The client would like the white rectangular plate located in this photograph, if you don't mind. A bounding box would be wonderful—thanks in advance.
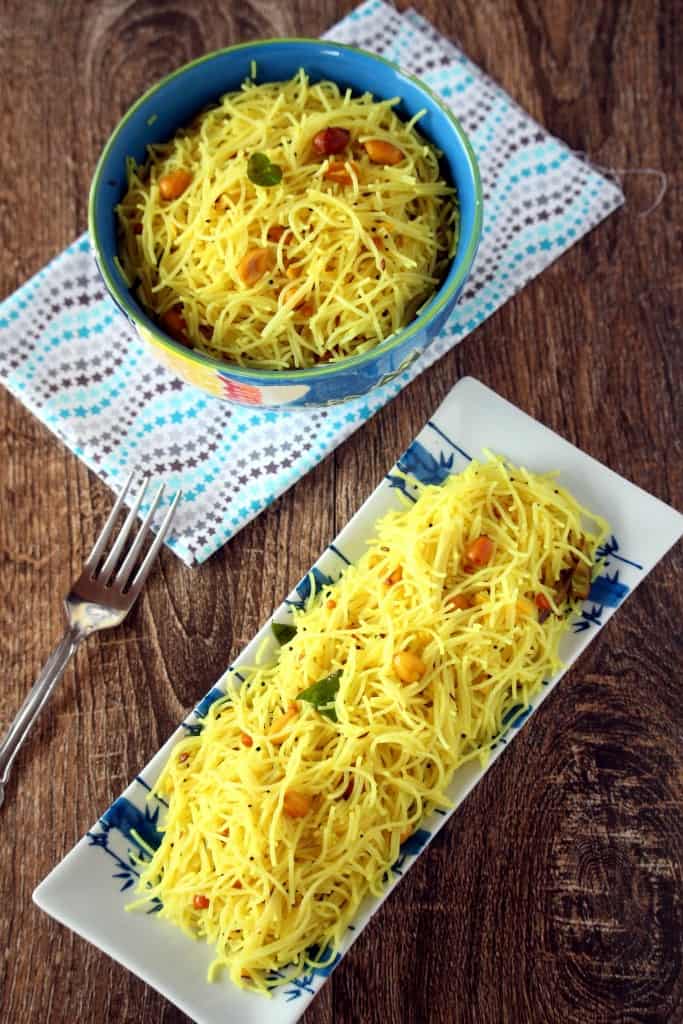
[34,377,683,1024]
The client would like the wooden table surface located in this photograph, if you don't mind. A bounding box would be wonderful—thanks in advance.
[1,1,681,1021]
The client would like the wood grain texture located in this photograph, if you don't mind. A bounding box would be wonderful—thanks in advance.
[0,1,681,1022]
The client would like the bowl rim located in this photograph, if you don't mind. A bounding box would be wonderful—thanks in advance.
[89,37,483,383]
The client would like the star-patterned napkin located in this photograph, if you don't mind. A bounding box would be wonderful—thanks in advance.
[0,0,623,566]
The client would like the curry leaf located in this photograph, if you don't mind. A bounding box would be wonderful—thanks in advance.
[297,669,342,722]
[247,152,283,187]
[272,621,297,646]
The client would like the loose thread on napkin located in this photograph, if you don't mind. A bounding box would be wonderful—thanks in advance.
[570,153,668,217]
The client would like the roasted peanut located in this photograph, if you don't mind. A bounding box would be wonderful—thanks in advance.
[283,789,312,818]
[159,169,192,200]
[238,247,274,286]
[313,127,351,156]
[393,651,426,683]
[363,139,404,165]
[324,160,359,186]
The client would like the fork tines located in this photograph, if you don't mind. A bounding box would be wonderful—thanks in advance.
[86,472,182,593]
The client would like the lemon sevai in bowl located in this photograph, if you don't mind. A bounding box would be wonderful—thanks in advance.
[89,39,482,408]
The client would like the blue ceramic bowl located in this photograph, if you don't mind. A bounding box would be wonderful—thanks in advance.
[89,39,483,408]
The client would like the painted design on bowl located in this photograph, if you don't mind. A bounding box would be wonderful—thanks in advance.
[138,326,225,397]
[376,348,422,388]
[217,376,310,406]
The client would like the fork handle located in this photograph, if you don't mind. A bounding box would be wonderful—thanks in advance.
[0,624,83,808]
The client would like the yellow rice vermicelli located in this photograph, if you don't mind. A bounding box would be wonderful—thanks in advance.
[116,69,458,369]
[132,456,608,992]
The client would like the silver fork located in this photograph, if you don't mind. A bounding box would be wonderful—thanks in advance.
[0,473,182,808]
